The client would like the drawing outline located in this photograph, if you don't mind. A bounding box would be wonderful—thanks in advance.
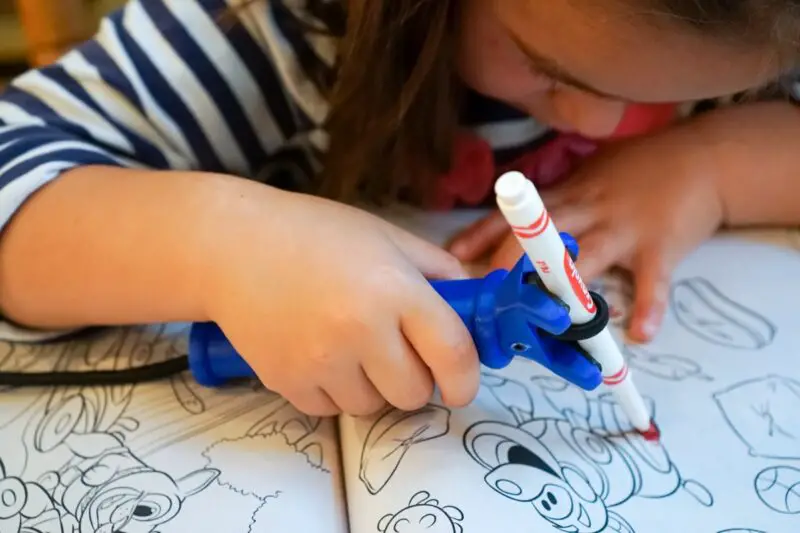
[480,372,534,425]
[359,404,451,495]
[669,278,776,350]
[464,372,713,533]
[623,345,713,382]
[377,490,464,533]
[0,325,333,532]
[713,375,800,460]
[754,466,800,515]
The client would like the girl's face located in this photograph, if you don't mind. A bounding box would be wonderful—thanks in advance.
[457,0,782,138]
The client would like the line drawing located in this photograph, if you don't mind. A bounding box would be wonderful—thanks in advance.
[713,375,800,460]
[359,404,451,495]
[669,278,776,350]
[377,490,465,533]
[202,427,331,532]
[0,457,63,533]
[717,529,768,533]
[0,389,220,533]
[754,466,800,515]
[239,398,327,471]
[623,345,713,382]
[464,372,713,533]
[0,325,334,532]
[480,372,535,425]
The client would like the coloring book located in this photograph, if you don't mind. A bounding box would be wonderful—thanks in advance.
[0,208,798,533]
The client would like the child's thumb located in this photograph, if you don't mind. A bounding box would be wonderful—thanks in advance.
[384,225,469,280]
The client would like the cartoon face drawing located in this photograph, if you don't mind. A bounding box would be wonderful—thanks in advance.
[68,468,219,533]
[465,374,713,533]
[39,433,220,533]
[377,491,464,533]
[464,422,608,533]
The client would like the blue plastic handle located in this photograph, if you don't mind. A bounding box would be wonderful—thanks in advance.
[188,275,501,388]
[188,236,604,392]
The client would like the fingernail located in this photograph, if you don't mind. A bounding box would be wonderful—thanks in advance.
[640,316,660,340]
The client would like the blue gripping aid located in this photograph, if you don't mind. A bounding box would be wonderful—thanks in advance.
[188,232,604,391]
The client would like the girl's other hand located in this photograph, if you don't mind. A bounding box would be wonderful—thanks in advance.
[449,125,724,343]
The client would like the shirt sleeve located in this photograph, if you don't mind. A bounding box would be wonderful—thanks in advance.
[0,0,339,342]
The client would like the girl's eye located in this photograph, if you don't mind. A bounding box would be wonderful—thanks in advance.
[524,63,558,90]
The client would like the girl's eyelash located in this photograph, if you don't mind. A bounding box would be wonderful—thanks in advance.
[526,63,558,89]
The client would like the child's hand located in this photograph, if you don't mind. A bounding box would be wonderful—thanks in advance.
[205,189,480,417]
[450,126,725,342]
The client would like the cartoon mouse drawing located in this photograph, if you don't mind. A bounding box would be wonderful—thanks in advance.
[40,431,219,533]
[0,388,219,533]
[464,374,712,533]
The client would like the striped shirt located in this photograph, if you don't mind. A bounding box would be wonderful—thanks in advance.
[0,0,797,342]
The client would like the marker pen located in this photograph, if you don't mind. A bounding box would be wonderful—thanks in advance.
[494,171,654,435]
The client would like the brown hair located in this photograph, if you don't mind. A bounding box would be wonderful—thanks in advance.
[239,0,800,205]
[318,1,462,205]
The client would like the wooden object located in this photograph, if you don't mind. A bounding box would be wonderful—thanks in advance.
[14,0,93,65]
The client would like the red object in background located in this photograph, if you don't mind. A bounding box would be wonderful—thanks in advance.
[428,102,679,210]
[607,102,678,140]
[428,132,495,210]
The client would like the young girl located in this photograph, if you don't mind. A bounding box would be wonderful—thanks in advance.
[0,0,798,417]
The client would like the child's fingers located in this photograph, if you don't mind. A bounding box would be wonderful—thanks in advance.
[383,224,469,280]
[573,229,631,283]
[547,205,598,239]
[447,210,508,261]
[400,288,480,408]
[361,331,435,412]
[321,365,387,416]
[627,251,670,343]
[539,176,600,208]
[488,234,524,271]
[283,386,342,417]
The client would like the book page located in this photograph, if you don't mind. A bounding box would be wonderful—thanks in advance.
[0,323,348,533]
[338,236,800,533]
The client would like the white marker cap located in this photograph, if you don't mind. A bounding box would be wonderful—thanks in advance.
[495,171,531,208]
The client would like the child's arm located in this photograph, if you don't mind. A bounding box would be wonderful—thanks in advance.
[695,100,800,226]
[0,0,325,338]
[0,166,261,329]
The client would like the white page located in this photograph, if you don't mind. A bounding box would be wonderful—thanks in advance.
[0,323,348,533]
[339,236,800,533]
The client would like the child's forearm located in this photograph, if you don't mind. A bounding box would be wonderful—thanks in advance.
[694,100,800,227]
[0,166,271,330]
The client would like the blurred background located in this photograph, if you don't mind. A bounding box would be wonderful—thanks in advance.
[0,0,123,78]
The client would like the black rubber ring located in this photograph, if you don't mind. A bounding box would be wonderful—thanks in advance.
[549,291,610,342]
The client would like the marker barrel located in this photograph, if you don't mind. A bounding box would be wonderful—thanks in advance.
[495,171,651,431]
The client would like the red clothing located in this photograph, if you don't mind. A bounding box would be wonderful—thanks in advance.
[428,102,677,210]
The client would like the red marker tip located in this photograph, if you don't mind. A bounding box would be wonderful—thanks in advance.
[639,420,660,442]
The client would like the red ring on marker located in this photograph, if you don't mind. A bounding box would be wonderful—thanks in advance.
[511,210,550,239]
[603,364,629,386]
